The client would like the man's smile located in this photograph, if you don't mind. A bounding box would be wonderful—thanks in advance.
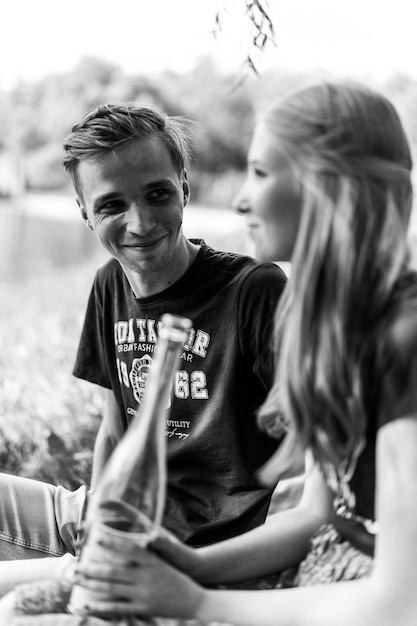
[122,236,166,249]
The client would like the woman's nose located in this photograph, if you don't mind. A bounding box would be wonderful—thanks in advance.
[235,201,251,215]
[233,192,251,215]
[232,182,251,215]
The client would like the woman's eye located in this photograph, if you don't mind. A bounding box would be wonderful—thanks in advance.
[254,168,267,178]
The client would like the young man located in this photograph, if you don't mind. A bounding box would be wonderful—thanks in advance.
[0,103,286,593]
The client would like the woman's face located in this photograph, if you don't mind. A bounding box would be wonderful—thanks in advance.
[234,121,303,263]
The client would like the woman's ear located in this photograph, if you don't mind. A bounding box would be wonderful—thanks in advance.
[77,199,94,231]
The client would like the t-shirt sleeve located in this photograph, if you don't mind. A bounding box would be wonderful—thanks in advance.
[237,262,287,390]
[378,308,417,429]
[72,275,112,389]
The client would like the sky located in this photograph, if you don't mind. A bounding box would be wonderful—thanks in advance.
[1,0,416,90]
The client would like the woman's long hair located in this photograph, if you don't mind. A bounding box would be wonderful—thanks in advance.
[258,82,413,485]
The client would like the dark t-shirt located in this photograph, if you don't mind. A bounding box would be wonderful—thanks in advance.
[73,242,287,546]
[350,271,417,520]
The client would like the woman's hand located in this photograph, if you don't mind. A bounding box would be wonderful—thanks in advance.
[74,528,205,619]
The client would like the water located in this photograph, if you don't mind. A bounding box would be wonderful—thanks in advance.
[0,193,252,284]
[0,195,102,283]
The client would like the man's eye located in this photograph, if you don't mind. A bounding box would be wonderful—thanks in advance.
[99,201,124,213]
[148,189,172,201]
[254,168,267,178]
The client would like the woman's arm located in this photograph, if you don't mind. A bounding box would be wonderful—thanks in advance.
[194,416,417,626]
[151,456,331,584]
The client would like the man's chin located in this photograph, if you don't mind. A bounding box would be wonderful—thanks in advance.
[119,255,171,276]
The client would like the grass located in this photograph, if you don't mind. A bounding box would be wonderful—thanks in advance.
[0,255,105,488]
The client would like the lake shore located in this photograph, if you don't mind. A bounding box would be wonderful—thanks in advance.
[0,193,253,284]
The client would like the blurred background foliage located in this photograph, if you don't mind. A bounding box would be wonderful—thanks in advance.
[1,57,417,490]
[0,256,104,489]
[1,56,417,202]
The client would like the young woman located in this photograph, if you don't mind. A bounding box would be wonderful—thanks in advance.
[6,81,417,625]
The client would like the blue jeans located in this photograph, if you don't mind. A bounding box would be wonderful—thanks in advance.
[0,473,87,560]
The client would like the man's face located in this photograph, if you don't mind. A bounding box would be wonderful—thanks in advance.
[76,136,189,276]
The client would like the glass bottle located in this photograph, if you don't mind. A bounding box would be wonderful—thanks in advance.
[85,313,192,533]
[68,313,192,617]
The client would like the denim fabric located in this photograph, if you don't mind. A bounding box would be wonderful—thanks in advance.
[0,473,87,560]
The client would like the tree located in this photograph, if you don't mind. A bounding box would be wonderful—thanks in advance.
[213,0,276,76]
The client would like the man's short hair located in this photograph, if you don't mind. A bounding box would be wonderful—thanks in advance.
[63,103,192,196]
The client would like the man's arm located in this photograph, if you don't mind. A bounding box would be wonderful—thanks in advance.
[91,389,122,488]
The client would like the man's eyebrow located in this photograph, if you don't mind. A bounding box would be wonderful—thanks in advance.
[92,192,121,210]
[145,179,178,189]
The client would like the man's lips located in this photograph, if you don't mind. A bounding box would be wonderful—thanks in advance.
[122,236,165,249]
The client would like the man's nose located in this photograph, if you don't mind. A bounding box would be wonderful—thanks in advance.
[125,202,156,234]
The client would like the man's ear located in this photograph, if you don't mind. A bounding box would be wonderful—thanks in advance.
[182,170,190,208]
[77,199,94,231]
